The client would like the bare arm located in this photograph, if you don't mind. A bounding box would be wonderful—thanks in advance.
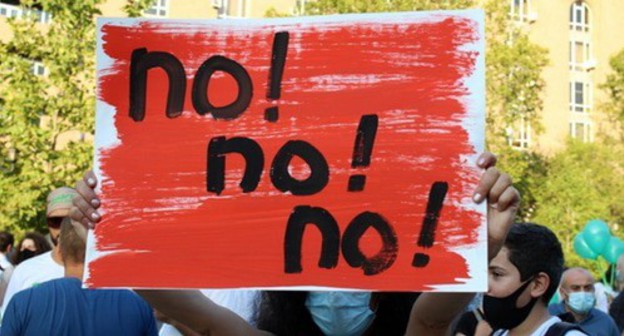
[406,293,474,335]
[137,289,271,336]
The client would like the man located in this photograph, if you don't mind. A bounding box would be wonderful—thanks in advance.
[0,232,14,274]
[1,217,158,336]
[72,152,520,335]
[549,267,619,336]
[481,223,585,336]
[0,187,76,321]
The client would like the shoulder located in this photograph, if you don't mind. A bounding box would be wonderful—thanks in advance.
[10,252,52,276]
[590,307,616,321]
[547,302,565,314]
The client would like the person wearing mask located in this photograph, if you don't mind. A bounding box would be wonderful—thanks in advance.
[462,223,585,336]
[10,233,51,266]
[549,267,619,336]
[0,233,51,308]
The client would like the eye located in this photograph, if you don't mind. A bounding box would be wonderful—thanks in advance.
[491,271,503,278]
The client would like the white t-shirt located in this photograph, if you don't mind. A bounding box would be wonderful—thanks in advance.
[0,251,64,322]
[493,316,586,336]
[0,254,11,279]
[158,289,260,336]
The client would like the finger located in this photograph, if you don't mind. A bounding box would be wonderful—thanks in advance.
[72,193,101,223]
[477,152,497,169]
[75,173,100,210]
[487,173,513,207]
[85,170,98,188]
[68,204,87,224]
[473,167,500,203]
[495,186,521,213]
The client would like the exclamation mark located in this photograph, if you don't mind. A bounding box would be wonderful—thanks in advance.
[265,31,289,122]
[348,114,378,192]
[412,181,448,268]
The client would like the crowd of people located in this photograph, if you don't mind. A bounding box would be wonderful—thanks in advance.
[0,152,622,335]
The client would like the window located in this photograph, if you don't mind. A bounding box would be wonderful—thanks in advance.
[510,0,536,22]
[32,62,47,76]
[569,39,592,70]
[0,3,52,23]
[570,2,590,32]
[0,3,22,19]
[508,118,532,149]
[144,0,168,17]
[569,121,592,142]
[569,81,592,113]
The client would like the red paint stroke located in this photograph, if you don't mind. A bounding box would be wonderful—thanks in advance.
[90,15,482,291]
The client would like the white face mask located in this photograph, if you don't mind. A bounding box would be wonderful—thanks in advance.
[565,291,596,314]
[305,291,375,336]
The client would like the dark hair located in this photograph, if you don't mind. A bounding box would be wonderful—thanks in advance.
[504,222,564,304]
[59,217,86,264]
[12,232,52,265]
[254,291,419,336]
[0,232,14,252]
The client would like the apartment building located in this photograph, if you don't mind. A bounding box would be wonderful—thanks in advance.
[507,0,624,153]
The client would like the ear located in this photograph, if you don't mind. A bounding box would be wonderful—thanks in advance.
[530,272,550,298]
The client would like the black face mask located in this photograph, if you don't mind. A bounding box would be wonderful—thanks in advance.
[17,250,37,264]
[483,278,538,331]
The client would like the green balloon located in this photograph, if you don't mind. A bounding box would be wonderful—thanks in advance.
[603,236,624,264]
[582,219,611,255]
[574,233,599,260]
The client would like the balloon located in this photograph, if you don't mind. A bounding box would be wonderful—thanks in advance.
[574,233,599,260]
[582,219,611,255]
[602,236,624,264]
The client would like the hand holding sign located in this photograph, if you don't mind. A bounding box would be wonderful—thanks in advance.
[87,11,487,291]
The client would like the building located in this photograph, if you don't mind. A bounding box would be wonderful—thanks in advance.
[507,0,624,153]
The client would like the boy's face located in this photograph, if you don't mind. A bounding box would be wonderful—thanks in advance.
[487,247,533,307]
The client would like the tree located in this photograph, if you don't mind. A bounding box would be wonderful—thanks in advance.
[0,0,152,235]
[531,140,624,274]
[483,0,548,148]
[601,49,624,138]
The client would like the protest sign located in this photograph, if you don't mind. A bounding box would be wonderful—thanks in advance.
[87,10,486,291]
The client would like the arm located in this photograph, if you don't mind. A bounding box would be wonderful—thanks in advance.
[137,289,270,336]
[405,152,520,335]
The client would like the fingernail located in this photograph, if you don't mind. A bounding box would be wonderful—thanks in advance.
[87,178,95,186]
[477,157,485,166]
[91,199,100,207]
[489,203,498,209]
[91,212,100,220]
[88,222,95,230]
[473,193,482,203]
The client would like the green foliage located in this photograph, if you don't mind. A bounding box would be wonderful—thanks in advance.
[305,0,472,14]
[601,49,624,136]
[264,7,292,18]
[124,0,155,18]
[495,147,547,221]
[0,0,151,236]
[483,0,548,148]
[531,140,624,275]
